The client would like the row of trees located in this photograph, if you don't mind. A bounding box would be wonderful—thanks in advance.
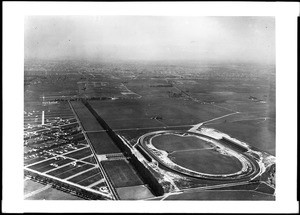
[83,100,164,197]
[24,170,106,200]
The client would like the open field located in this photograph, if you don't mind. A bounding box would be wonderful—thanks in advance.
[169,149,242,175]
[67,168,102,184]
[152,133,213,153]
[82,156,97,164]
[63,147,93,159]
[116,185,154,200]
[46,162,94,179]
[70,101,105,131]
[78,172,104,186]
[27,157,73,172]
[25,186,84,200]
[210,119,275,155]
[86,132,121,155]
[89,98,232,129]
[24,180,46,195]
[101,160,144,188]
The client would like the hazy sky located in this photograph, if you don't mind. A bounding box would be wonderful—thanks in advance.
[25,16,275,64]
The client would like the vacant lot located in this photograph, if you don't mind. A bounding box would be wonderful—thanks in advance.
[101,160,144,188]
[152,134,213,153]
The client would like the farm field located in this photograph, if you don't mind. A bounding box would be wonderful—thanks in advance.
[89,98,231,129]
[101,160,144,188]
[209,119,275,155]
[27,158,74,173]
[86,132,121,155]
[63,147,93,159]
[70,101,105,131]
[47,163,94,179]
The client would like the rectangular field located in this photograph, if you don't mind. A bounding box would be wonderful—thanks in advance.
[101,160,144,188]
[67,168,101,184]
[89,98,232,129]
[70,101,105,131]
[27,157,73,173]
[78,173,104,186]
[116,185,154,200]
[46,162,94,179]
[63,147,93,159]
[86,132,121,155]
[55,164,94,180]
[81,156,97,164]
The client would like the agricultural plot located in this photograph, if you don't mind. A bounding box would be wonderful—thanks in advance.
[77,172,104,186]
[46,162,94,179]
[82,156,97,164]
[89,98,231,129]
[70,101,105,131]
[67,168,102,184]
[63,147,93,160]
[210,119,275,155]
[86,132,121,155]
[101,160,144,188]
[27,157,74,173]
[24,156,52,166]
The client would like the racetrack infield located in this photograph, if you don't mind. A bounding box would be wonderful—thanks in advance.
[164,190,275,200]
[168,149,243,175]
[151,133,214,153]
[144,131,250,177]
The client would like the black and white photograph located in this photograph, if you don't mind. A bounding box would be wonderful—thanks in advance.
[2,2,298,213]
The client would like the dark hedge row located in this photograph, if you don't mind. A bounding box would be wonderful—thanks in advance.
[24,170,107,200]
[83,100,164,196]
